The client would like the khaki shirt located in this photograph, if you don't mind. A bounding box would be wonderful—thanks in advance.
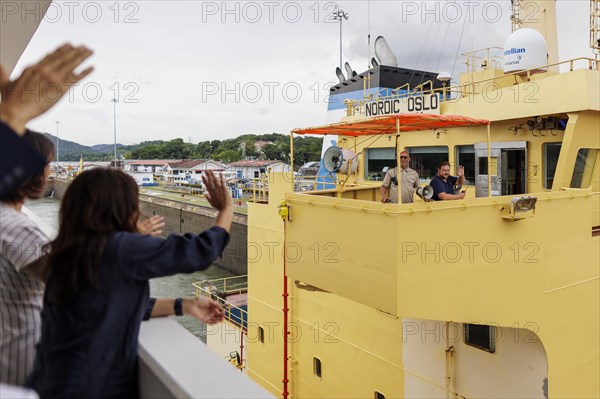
[381,167,420,203]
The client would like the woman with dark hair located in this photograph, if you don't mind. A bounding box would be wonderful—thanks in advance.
[0,131,55,385]
[27,168,232,398]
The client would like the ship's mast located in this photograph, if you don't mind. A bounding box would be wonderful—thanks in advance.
[513,1,559,69]
[511,0,523,32]
[591,0,600,59]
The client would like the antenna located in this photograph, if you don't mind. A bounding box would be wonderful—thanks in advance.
[332,9,349,71]
[437,72,451,100]
[344,62,355,80]
[374,36,398,67]
[514,1,558,68]
[591,0,600,59]
[335,67,346,83]
[511,0,523,32]
[367,1,371,70]
[367,0,372,96]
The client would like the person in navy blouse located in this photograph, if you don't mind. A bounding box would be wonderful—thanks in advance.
[429,161,466,201]
[27,169,231,398]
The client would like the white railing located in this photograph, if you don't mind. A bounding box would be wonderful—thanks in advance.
[138,317,273,398]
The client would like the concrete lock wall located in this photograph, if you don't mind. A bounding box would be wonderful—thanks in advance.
[139,195,248,275]
[49,179,248,275]
[51,178,70,199]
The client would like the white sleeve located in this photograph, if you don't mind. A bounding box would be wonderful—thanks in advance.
[0,383,40,398]
[2,222,49,272]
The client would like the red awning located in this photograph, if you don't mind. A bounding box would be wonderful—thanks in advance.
[292,114,490,136]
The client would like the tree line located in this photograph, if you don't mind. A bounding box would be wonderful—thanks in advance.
[128,133,323,166]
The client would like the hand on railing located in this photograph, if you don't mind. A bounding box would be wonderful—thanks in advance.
[184,296,224,324]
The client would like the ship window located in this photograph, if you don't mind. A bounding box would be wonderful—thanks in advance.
[313,357,322,378]
[374,392,385,399]
[407,146,449,180]
[570,148,598,188]
[365,148,396,181]
[543,143,561,189]
[464,324,496,353]
[479,157,488,174]
[456,145,475,184]
[258,326,265,344]
[478,156,499,176]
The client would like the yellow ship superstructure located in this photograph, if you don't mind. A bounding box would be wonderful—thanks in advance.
[244,2,600,398]
[247,119,598,398]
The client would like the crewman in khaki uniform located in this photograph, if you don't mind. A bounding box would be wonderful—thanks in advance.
[380,150,420,204]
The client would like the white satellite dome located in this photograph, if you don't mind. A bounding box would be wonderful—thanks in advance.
[503,28,548,74]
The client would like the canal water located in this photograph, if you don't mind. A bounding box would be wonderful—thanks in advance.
[24,197,238,341]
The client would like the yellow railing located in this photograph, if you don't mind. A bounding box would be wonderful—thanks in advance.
[295,177,318,192]
[248,175,269,203]
[193,276,248,330]
[463,46,504,73]
[193,275,247,295]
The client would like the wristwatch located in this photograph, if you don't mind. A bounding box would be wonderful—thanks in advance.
[174,298,183,316]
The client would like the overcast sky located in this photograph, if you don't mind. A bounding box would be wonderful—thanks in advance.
[14,0,594,146]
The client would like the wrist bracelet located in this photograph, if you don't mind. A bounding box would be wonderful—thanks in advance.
[174,297,183,316]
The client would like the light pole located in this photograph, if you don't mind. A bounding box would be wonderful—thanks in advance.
[111,98,118,167]
[55,121,60,163]
[332,9,349,71]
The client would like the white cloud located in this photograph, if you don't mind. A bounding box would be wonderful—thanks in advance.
[14,0,593,146]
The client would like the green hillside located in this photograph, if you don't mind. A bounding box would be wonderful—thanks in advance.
[44,134,322,166]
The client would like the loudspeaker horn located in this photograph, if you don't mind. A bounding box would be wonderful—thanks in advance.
[322,146,359,174]
[416,185,433,200]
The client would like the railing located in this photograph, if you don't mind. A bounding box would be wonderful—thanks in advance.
[138,318,273,398]
[412,80,434,92]
[160,182,204,196]
[463,46,504,73]
[344,57,600,117]
[194,275,247,295]
[248,176,269,203]
[193,276,248,331]
[295,177,318,192]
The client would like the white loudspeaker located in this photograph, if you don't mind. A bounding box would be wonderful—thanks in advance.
[323,146,359,174]
[416,185,433,200]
